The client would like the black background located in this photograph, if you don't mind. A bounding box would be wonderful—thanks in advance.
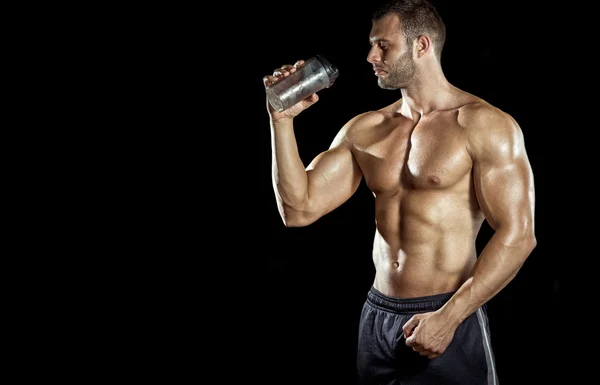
[26,0,585,382]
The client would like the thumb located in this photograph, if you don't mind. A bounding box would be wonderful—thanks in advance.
[403,316,420,340]
[303,93,319,106]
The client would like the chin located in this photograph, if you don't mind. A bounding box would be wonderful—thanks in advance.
[378,80,396,90]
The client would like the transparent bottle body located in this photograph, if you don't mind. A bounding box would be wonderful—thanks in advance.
[266,57,333,112]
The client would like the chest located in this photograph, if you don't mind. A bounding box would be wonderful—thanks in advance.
[354,118,472,193]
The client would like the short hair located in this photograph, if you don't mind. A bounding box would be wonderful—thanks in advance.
[372,0,446,60]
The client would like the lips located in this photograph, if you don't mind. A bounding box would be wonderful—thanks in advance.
[374,68,386,75]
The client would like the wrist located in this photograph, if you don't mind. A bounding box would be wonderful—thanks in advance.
[438,297,469,328]
[270,116,294,127]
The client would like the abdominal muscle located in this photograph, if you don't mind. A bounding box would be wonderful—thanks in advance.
[371,191,482,299]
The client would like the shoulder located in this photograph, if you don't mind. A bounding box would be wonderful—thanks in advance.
[457,100,524,161]
[457,100,519,134]
[348,101,399,128]
[330,102,399,147]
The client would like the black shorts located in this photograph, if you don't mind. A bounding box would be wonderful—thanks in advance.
[357,287,498,385]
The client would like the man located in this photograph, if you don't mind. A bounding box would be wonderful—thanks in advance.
[262,0,536,383]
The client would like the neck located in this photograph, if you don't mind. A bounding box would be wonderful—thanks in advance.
[399,66,453,117]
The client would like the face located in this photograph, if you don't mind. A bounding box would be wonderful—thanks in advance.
[367,14,417,90]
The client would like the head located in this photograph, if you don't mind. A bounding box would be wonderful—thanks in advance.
[368,0,446,89]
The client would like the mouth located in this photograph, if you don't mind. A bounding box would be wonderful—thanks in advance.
[374,68,386,76]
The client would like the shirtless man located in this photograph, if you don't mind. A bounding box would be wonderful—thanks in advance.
[263,0,536,383]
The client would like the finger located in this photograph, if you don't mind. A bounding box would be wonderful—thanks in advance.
[402,316,420,338]
[281,64,296,73]
[267,60,303,86]
[297,93,319,104]
[274,62,298,76]
[273,68,288,77]
[412,346,425,354]
[263,75,280,87]
[405,332,418,347]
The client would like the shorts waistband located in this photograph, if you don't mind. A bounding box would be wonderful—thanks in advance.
[366,286,455,314]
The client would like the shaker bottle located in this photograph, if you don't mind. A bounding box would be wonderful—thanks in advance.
[266,55,339,112]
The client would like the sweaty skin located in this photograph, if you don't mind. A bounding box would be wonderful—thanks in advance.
[264,13,536,359]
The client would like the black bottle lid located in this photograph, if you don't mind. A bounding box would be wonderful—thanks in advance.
[315,55,339,85]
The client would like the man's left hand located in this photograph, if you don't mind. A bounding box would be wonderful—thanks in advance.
[402,310,458,359]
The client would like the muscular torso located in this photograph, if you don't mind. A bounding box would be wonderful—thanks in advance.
[349,100,486,298]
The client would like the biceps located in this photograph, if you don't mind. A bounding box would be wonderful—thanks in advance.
[474,158,535,234]
[305,147,362,213]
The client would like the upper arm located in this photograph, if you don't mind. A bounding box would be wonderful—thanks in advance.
[464,107,536,242]
[300,117,364,221]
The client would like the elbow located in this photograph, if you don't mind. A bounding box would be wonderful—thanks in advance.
[278,203,318,228]
[281,214,315,228]
[520,220,537,255]
[282,216,310,227]
[505,216,537,252]
[512,228,537,262]
[517,234,537,269]
[496,223,537,261]
[526,233,537,255]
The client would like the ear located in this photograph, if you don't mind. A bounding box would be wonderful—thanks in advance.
[415,35,431,58]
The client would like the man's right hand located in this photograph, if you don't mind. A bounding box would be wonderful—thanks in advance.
[263,59,320,121]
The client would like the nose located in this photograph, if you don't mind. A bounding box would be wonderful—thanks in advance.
[367,47,381,65]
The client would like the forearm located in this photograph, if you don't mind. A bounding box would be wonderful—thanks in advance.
[440,229,537,326]
[270,118,309,208]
